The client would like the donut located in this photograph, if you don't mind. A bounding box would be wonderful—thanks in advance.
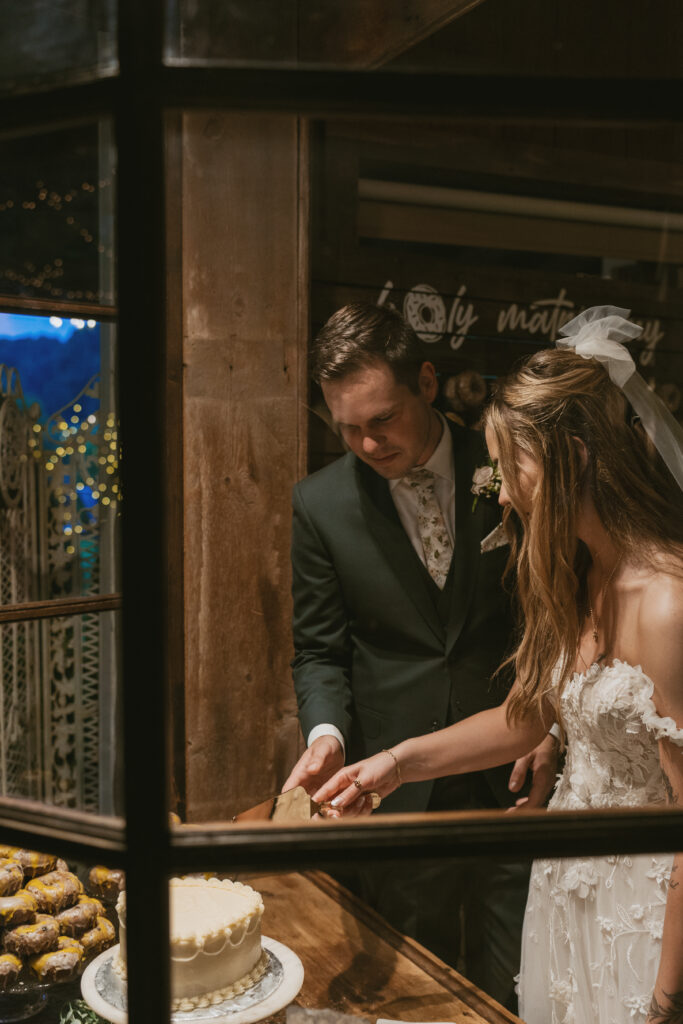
[0,859,24,897]
[0,890,37,929]
[0,953,22,990]
[80,915,115,957]
[3,914,59,957]
[27,870,82,914]
[56,895,103,937]
[87,866,125,905]
[29,935,84,983]
[7,849,57,880]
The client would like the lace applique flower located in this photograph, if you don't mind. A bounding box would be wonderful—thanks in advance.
[559,861,600,900]
[597,916,617,940]
[646,858,672,887]
[624,993,651,1016]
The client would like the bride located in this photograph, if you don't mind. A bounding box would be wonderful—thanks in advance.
[314,307,683,1024]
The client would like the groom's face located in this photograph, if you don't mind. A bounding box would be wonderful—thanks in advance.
[322,358,441,480]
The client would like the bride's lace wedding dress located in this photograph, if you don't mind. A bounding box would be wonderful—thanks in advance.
[518,660,683,1024]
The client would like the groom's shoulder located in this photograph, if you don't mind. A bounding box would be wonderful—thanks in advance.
[447,416,487,462]
[294,452,357,508]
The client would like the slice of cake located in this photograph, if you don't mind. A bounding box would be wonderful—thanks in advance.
[116,877,267,1010]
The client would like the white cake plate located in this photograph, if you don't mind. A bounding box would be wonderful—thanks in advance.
[81,937,304,1024]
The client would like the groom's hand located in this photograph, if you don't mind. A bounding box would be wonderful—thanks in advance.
[281,735,345,796]
[507,733,560,811]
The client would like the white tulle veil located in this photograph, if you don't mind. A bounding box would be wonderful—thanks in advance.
[557,305,683,491]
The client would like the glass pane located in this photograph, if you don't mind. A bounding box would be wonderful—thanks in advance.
[0,313,120,603]
[0,610,120,814]
[172,110,683,830]
[310,117,683,457]
[97,846,677,1023]
[0,122,115,307]
[165,0,682,75]
[0,0,117,97]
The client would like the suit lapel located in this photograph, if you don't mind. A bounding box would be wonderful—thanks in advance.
[355,459,446,644]
[446,423,483,656]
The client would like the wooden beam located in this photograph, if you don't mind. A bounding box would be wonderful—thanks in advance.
[358,198,683,263]
[181,113,307,823]
[298,0,486,69]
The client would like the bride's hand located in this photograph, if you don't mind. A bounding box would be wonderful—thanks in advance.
[313,750,401,815]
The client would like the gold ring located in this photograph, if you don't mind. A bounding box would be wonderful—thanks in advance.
[353,778,363,790]
[368,792,381,810]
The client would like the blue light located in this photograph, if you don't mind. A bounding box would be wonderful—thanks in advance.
[0,312,80,343]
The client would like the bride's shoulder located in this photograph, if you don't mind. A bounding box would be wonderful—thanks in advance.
[634,562,683,643]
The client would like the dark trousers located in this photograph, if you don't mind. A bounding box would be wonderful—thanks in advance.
[332,776,530,1013]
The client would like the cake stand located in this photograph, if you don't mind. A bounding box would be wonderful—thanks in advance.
[80,937,304,1024]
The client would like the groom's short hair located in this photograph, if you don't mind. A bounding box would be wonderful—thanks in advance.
[312,303,425,393]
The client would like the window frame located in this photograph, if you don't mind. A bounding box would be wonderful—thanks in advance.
[0,6,681,1022]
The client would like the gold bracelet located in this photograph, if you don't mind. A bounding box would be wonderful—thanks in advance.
[382,748,402,787]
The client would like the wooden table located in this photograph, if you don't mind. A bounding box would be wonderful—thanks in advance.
[250,872,523,1024]
[25,871,523,1023]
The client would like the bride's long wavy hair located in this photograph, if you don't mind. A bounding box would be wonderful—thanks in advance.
[485,348,683,730]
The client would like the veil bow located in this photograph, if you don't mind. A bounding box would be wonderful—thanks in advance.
[557,305,683,491]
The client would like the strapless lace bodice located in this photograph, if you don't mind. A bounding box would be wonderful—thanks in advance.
[519,660,683,1024]
[551,659,680,812]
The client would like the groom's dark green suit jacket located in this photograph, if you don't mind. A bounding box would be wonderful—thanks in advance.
[291,419,519,814]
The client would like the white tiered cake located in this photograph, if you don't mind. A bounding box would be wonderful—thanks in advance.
[116,877,267,1010]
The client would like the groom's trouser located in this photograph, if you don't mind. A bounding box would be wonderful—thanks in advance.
[331,774,530,1013]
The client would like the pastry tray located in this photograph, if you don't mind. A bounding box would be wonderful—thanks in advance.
[0,972,82,1023]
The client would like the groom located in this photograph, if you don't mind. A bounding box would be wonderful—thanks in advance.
[284,303,557,1008]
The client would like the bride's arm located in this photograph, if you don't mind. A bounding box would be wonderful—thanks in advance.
[640,581,683,1024]
[313,690,548,809]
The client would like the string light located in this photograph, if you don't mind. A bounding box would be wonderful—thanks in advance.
[0,176,114,300]
[31,382,123,544]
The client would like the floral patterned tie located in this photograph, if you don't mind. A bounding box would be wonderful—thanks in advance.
[405,468,453,589]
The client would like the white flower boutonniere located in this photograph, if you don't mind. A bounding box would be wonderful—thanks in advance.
[471,458,502,511]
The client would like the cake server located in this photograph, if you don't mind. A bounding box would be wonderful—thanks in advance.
[230,785,380,823]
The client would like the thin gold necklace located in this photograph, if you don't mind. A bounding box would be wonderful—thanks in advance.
[587,554,622,644]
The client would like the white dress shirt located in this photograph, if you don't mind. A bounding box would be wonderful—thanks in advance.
[307,412,456,755]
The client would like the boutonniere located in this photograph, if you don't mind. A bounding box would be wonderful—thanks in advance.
[471,458,502,511]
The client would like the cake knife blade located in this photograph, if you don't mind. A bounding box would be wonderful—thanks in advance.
[231,785,381,822]
[230,785,334,823]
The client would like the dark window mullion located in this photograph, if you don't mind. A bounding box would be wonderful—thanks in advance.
[117,3,169,1024]
[0,295,118,321]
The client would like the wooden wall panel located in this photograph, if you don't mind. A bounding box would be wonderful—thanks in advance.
[182,113,307,822]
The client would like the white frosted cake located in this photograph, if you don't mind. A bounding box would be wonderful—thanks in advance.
[116,877,266,1010]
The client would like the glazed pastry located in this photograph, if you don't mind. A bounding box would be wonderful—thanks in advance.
[86,866,125,905]
[80,915,115,956]
[56,895,104,937]
[0,890,38,929]
[0,859,24,897]
[4,914,59,957]
[29,935,84,983]
[7,849,57,880]
[27,870,82,914]
[0,953,22,990]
